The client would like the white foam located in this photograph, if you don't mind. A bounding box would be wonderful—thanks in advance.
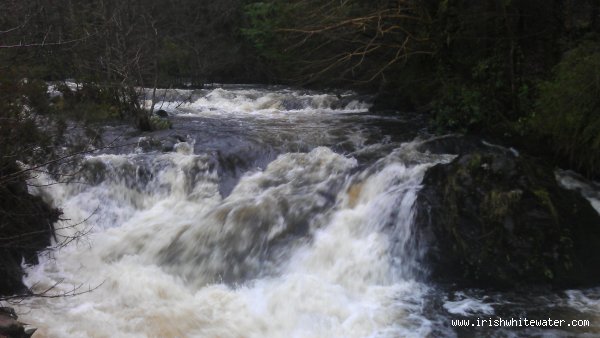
[143,87,370,118]
[556,170,600,214]
[18,142,450,337]
[443,293,495,316]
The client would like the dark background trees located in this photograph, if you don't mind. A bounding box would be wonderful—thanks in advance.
[1,0,264,85]
[1,0,599,173]
[0,0,598,177]
[0,0,599,175]
[1,0,271,131]
[242,0,600,178]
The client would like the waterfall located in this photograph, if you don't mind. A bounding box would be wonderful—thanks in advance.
[13,86,599,337]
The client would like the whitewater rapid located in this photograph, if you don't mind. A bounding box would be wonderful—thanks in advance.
[15,86,600,337]
[22,148,449,337]
[13,87,441,337]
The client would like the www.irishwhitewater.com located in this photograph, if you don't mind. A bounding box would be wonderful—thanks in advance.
[452,317,590,328]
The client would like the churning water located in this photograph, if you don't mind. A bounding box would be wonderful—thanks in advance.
[16,86,600,337]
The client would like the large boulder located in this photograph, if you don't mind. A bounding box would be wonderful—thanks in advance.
[0,163,61,295]
[414,138,600,289]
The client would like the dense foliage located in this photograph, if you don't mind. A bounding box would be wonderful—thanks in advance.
[0,0,599,175]
[534,38,600,177]
[241,0,600,177]
[0,0,262,86]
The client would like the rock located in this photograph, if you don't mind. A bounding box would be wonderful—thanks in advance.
[416,134,486,155]
[136,136,162,152]
[413,138,600,289]
[80,159,107,185]
[281,98,303,110]
[0,309,16,320]
[155,109,169,118]
[160,135,187,152]
[0,307,36,338]
[171,134,186,143]
[149,115,172,130]
[161,140,175,152]
[370,91,413,112]
[1,162,60,295]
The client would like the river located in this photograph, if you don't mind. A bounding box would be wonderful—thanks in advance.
[16,85,600,337]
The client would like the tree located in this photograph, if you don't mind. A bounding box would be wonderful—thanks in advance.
[244,0,434,87]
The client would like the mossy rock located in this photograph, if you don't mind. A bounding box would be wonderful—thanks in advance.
[414,143,600,289]
[149,115,172,131]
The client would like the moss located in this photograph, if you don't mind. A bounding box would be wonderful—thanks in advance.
[416,146,600,288]
[533,188,559,223]
[149,115,172,130]
[480,189,522,222]
[442,173,463,249]
[467,153,482,170]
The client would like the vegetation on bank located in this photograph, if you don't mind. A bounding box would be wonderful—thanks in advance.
[0,0,260,295]
[533,38,600,177]
[0,0,265,131]
[0,71,62,295]
[1,0,598,178]
[241,0,600,178]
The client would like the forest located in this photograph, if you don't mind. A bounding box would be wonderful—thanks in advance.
[1,1,600,336]
[2,0,599,176]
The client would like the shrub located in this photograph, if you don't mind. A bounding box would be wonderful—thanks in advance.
[433,56,516,133]
[533,38,600,177]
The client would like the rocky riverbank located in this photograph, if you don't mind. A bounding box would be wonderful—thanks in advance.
[0,307,36,338]
[414,135,600,289]
[0,163,60,296]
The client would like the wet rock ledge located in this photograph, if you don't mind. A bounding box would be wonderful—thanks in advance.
[414,136,600,289]
[0,307,35,338]
[1,162,61,295]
